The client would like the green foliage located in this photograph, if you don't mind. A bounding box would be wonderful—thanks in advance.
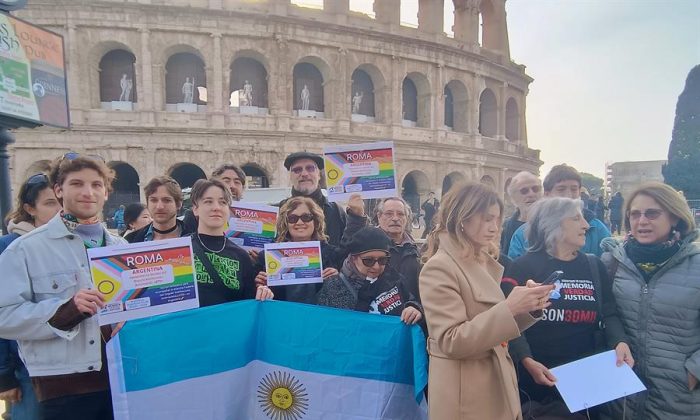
[581,172,604,196]
[663,65,700,200]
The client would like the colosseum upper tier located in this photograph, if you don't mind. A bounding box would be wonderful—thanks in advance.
[10,0,540,211]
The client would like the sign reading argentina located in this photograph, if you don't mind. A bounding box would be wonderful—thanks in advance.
[107,300,428,420]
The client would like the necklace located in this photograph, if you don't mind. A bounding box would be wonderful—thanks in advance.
[153,223,179,235]
[197,232,226,253]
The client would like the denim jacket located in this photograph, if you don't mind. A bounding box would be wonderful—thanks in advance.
[0,213,125,377]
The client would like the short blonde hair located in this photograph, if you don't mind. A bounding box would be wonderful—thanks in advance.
[423,182,503,262]
[624,182,696,236]
[277,197,329,242]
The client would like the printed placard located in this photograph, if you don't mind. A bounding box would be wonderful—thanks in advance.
[0,13,70,128]
[225,202,278,251]
[87,237,199,325]
[323,141,397,202]
[264,241,323,286]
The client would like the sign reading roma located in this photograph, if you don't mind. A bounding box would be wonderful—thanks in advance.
[0,12,69,128]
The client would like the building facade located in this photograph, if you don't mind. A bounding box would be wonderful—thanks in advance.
[9,0,540,215]
[605,160,666,200]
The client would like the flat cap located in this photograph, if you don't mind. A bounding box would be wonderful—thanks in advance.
[284,151,324,170]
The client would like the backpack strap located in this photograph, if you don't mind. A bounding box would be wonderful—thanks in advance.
[338,272,358,301]
[191,236,226,286]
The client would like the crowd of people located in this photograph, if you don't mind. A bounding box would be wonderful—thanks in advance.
[0,151,698,420]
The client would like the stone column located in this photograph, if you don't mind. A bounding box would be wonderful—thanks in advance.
[375,0,401,26]
[65,24,82,109]
[138,28,154,111]
[498,82,507,140]
[324,0,349,24]
[272,35,290,131]
[390,55,402,125]
[268,0,289,15]
[152,63,164,111]
[335,47,349,122]
[469,75,482,135]
[453,0,479,44]
[433,63,444,129]
[418,0,444,35]
[210,33,223,112]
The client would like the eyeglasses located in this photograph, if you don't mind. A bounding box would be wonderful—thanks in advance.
[628,209,664,221]
[290,165,317,175]
[518,185,541,195]
[60,151,105,163]
[360,256,390,268]
[286,213,314,224]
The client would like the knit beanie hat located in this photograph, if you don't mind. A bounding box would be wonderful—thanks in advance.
[347,226,392,255]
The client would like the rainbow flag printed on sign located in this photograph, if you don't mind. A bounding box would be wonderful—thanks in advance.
[324,140,397,202]
[225,202,278,250]
[87,237,199,325]
[264,241,323,286]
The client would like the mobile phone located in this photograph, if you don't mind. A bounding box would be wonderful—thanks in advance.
[542,270,564,285]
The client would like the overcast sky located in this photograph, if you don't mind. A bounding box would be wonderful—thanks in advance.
[296,0,700,178]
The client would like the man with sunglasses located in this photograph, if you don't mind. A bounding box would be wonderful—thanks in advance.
[508,164,611,259]
[280,152,347,247]
[0,154,125,419]
[126,176,186,243]
[317,227,422,325]
[501,171,543,254]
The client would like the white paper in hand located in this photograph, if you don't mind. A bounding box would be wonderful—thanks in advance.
[550,350,646,413]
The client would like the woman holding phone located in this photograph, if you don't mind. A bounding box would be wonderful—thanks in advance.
[419,182,554,420]
[501,197,632,418]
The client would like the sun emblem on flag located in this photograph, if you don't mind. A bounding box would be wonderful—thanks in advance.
[257,371,309,420]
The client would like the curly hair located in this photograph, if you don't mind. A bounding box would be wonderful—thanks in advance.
[277,196,328,242]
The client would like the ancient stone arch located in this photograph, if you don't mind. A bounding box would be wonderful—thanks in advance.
[479,88,498,137]
[505,97,519,141]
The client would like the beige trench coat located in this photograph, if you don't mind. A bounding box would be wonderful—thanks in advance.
[419,233,536,420]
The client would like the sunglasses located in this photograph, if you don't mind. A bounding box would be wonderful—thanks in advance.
[360,256,390,268]
[290,165,317,175]
[628,209,664,221]
[22,173,50,201]
[287,213,314,224]
[518,185,541,195]
[60,151,105,163]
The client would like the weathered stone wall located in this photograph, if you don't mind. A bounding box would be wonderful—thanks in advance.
[9,0,540,204]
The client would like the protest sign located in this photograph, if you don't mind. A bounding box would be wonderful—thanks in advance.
[551,350,646,413]
[323,141,397,202]
[264,241,323,286]
[87,237,199,325]
[226,202,278,250]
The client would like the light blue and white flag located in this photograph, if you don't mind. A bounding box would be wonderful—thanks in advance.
[107,300,428,420]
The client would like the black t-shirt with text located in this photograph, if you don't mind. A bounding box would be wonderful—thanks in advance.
[191,234,256,307]
[501,250,611,368]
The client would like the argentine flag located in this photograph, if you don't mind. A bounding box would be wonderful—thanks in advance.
[107,300,428,419]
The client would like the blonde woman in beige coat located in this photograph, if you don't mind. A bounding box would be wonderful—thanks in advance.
[419,183,554,420]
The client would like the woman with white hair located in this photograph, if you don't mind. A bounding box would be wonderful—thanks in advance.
[501,197,633,418]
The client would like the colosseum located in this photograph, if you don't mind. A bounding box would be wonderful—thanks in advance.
[9,0,541,215]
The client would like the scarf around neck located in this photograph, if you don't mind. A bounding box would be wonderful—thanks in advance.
[624,231,682,281]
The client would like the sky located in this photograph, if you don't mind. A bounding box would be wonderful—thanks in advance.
[295,1,700,179]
